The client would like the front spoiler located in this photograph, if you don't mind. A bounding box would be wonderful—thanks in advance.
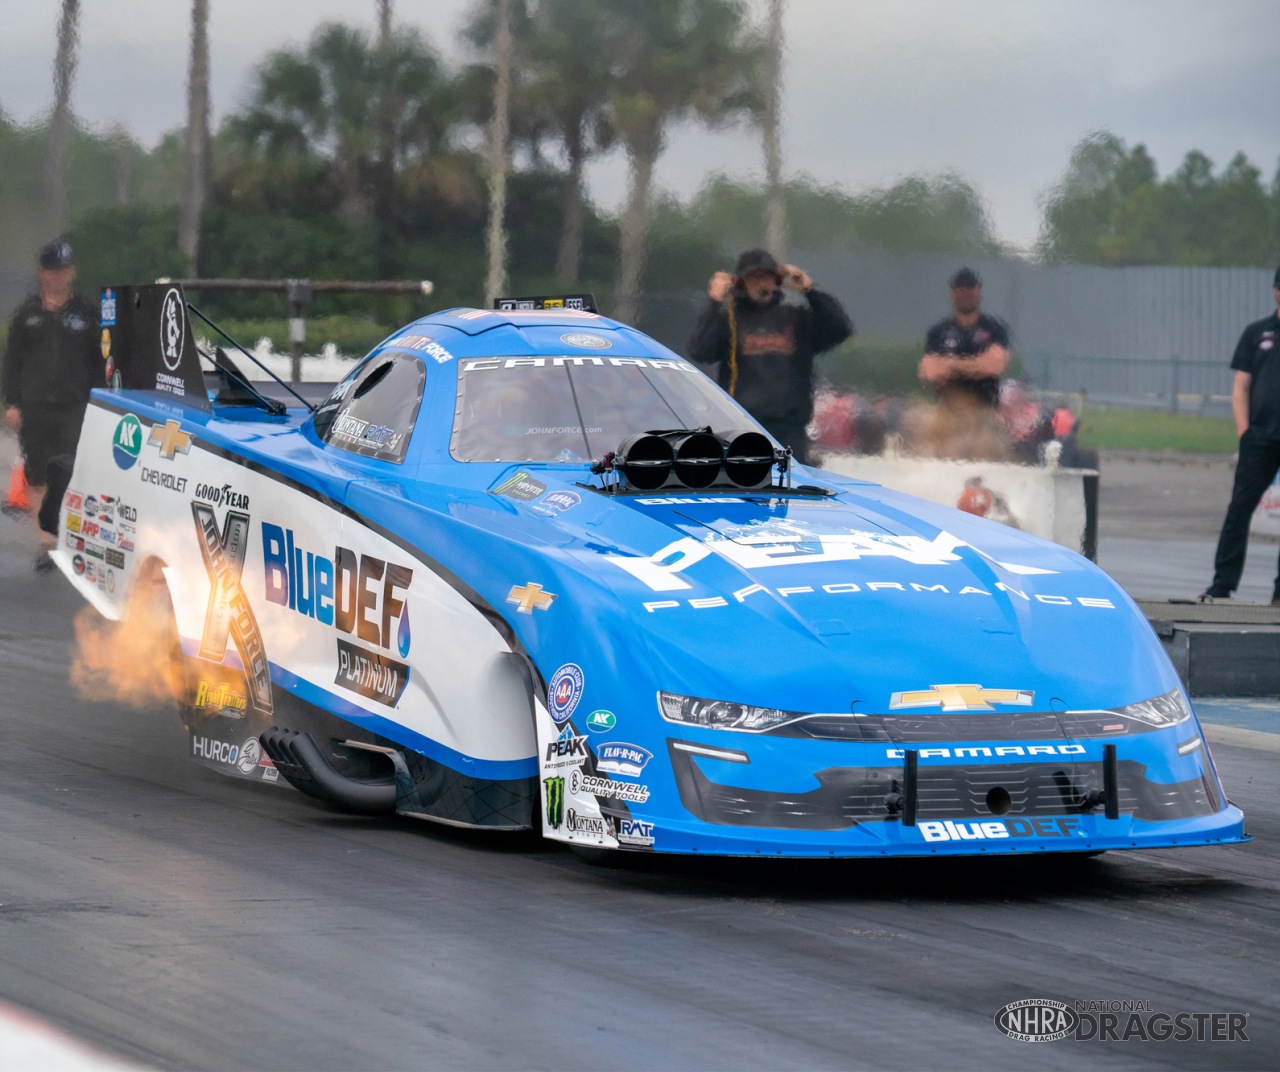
[624,806,1249,858]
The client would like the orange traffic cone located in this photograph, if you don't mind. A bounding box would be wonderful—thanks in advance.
[5,455,31,512]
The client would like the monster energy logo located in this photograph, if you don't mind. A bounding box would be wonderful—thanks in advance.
[192,502,273,716]
[544,776,565,829]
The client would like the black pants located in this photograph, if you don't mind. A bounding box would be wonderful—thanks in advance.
[1211,429,1280,596]
[759,418,811,466]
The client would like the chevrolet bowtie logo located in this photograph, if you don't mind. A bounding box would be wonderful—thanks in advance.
[889,684,1035,712]
[148,419,193,459]
[506,582,557,614]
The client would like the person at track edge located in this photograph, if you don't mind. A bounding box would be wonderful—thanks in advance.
[919,266,1011,410]
[688,248,853,465]
[2,241,101,572]
[1201,264,1280,605]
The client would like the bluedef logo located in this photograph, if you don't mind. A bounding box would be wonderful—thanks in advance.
[595,742,652,778]
[262,523,412,707]
[194,504,272,717]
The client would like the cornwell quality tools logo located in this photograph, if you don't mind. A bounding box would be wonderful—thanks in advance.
[544,776,565,829]
[994,999,1248,1043]
[889,684,1035,712]
[261,524,413,707]
[506,582,556,614]
[192,504,273,717]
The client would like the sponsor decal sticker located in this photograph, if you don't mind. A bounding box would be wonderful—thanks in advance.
[617,818,655,847]
[160,287,185,372]
[72,554,85,575]
[261,523,413,707]
[100,288,117,327]
[141,467,188,493]
[492,471,546,501]
[236,737,262,775]
[112,414,143,470]
[538,490,581,513]
[64,490,83,512]
[506,582,556,614]
[548,663,585,724]
[194,678,248,716]
[195,482,250,510]
[66,513,82,533]
[544,728,589,770]
[105,548,125,569]
[193,504,273,717]
[192,736,240,766]
[544,776,565,828]
[595,742,652,778]
[886,743,1086,761]
[391,334,454,363]
[585,709,616,734]
[890,684,1035,712]
[918,817,1082,842]
[570,767,650,803]
[565,808,610,835]
[148,419,193,460]
[560,332,611,349]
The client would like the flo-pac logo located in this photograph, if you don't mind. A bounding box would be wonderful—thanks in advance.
[261,523,413,707]
[595,742,652,778]
[112,414,143,470]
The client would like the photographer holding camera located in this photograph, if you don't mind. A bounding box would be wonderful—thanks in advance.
[688,249,852,464]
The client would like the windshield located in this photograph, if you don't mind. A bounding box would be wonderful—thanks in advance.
[451,355,760,462]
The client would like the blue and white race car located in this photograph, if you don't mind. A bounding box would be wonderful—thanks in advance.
[52,285,1246,858]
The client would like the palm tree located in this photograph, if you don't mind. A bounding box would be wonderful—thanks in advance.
[45,0,81,235]
[484,0,514,303]
[238,23,451,226]
[523,0,616,283]
[608,0,761,324]
[179,0,211,275]
[761,0,786,257]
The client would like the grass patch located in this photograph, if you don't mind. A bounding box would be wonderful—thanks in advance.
[1076,408,1238,453]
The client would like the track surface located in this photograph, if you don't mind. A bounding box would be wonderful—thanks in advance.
[1,549,1277,1071]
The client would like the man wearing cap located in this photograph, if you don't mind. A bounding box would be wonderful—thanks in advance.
[919,267,1011,408]
[688,248,853,463]
[1202,266,1280,604]
[2,241,101,571]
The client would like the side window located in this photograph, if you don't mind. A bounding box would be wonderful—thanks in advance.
[311,351,426,464]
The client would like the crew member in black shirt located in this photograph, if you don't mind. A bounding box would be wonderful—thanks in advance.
[919,266,1010,408]
[2,241,101,571]
[1202,266,1280,603]
[688,248,853,463]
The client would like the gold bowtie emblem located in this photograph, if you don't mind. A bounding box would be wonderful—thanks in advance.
[889,684,1035,712]
[148,419,193,459]
[506,582,557,614]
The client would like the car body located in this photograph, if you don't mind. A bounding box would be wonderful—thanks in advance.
[52,285,1246,858]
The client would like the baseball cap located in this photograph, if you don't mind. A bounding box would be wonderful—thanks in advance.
[950,266,981,288]
[735,248,781,279]
[38,241,74,270]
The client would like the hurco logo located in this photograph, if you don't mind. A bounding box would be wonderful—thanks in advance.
[889,684,1035,712]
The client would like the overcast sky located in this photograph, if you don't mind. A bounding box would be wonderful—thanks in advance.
[1,0,1276,252]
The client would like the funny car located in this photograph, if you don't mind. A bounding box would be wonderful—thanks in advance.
[50,284,1246,858]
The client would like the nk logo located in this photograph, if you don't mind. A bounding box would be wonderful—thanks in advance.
[112,413,142,470]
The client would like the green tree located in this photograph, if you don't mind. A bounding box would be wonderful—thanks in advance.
[608,0,761,323]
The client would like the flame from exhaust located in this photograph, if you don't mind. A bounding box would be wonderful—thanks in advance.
[69,601,182,708]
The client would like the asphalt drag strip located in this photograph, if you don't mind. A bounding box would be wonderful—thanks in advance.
[0,566,1276,1071]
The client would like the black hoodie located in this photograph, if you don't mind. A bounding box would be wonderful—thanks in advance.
[687,287,853,426]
